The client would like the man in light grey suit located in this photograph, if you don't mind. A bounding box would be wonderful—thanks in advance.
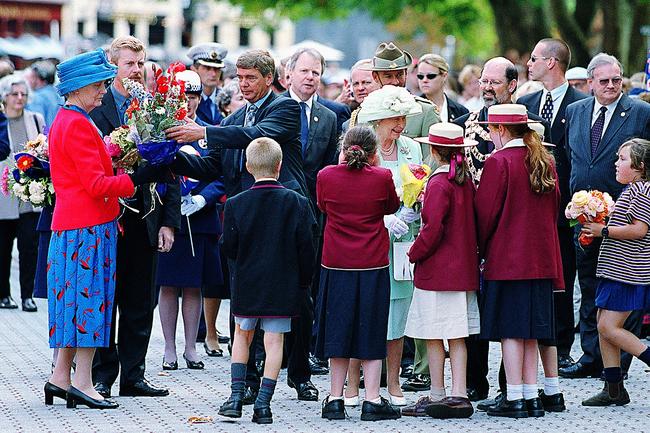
[561,53,650,381]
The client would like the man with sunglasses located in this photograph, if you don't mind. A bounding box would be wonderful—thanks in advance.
[561,52,650,381]
[518,39,588,377]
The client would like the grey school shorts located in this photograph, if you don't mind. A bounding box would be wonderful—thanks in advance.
[234,316,292,333]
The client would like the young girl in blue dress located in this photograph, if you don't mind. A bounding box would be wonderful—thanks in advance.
[581,138,650,406]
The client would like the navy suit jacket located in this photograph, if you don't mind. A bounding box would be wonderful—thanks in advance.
[518,86,588,224]
[89,89,181,246]
[565,94,650,199]
[446,94,469,122]
[172,91,308,199]
[316,96,351,134]
[283,92,338,206]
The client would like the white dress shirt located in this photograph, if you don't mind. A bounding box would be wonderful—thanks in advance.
[538,81,569,125]
[289,88,314,128]
[592,93,623,138]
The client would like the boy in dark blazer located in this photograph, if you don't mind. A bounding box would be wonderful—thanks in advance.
[218,137,317,424]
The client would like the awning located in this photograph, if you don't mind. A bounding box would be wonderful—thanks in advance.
[0,34,65,60]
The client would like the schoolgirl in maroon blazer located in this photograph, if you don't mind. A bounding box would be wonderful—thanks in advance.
[404,123,479,419]
[475,104,563,419]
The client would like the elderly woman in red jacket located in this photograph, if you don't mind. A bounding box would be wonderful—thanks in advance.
[44,49,166,410]
[475,104,563,419]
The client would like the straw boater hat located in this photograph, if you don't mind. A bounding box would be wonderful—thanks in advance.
[356,85,422,124]
[415,123,477,148]
[529,122,556,147]
[475,103,541,125]
[362,42,413,71]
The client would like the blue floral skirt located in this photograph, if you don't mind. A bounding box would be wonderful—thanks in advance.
[47,220,117,348]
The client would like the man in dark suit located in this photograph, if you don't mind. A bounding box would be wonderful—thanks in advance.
[166,49,314,402]
[518,39,588,371]
[315,95,350,135]
[188,42,228,126]
[560,53,650,379]
[90,36,180,398]
[285,47,339,382]
[452,57,550,405]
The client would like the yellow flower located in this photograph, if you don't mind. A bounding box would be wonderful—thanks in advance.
[571,190,590,207]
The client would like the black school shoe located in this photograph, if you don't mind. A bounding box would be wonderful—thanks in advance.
[322,396,346,420]
[218,397,243,418]
[360,397,401,421]
[538,390,566,412]
[400,374,430,392]
[487,397,528,418]
[476,392,506,411]
[525,397,545,417]
[252,406,273,424]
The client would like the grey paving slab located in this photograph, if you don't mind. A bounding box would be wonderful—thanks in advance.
[1,253,649,432]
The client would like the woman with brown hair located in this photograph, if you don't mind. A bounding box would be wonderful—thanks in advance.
[475,104,563,419]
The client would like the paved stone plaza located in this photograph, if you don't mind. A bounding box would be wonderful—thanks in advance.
[1,257,649,433]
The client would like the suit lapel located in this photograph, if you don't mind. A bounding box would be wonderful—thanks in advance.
[530,91,542,115]
[102,91,121,130]
[551,88,572,142]
[598,95,631,156]
[577,98,594,158]
[306,102,321,153]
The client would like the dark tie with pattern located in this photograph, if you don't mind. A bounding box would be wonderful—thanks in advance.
[299,102,309,156]
[239,104,257,171]
[541,91,553,124]
[590,106,607,157]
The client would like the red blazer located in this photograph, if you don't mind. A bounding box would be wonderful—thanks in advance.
[49,108,134,230]
[317,163,400,269]
[475,144,564,288]
[409,172,479,291]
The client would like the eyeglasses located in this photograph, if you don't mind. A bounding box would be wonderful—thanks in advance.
[417,73,439,80]
[8,91,28,98]
[477,79,504,87]
[530,55,555,63]
[597,77,622,86]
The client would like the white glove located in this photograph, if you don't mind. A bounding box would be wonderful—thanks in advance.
[181,194,206,216]
[384,214,409,239]
[397,206,420,224]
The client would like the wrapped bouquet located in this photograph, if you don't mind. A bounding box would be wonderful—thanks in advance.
[121,61,188,165]
[565,189,615,246]
[1,134,54,206]
[400,163,431,210]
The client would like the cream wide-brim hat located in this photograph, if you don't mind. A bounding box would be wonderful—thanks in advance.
[356,85,422,124]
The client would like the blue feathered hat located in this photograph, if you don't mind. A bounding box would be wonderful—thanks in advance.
[56,48,117,96]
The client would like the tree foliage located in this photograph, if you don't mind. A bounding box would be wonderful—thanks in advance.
[224,0,650,72]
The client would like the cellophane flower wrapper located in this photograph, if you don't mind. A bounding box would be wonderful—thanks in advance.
[400,163,431,209]
[564,189,615,246]
[1,134,55,206]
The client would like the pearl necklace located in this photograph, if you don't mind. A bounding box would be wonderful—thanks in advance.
[380,142,396,156]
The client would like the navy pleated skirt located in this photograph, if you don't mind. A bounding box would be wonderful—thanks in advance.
[596,278,650,312]
[157,232,223,289]
[479,279,555,341]
[315,267,390,360]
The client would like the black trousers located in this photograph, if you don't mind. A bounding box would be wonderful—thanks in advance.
[555,226,577,356]
[575,235,643,372]
[285,290,313,384]
[0,212,39,300]
[93,216,158,387]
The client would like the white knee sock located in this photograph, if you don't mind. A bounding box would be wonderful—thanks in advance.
[506,383,523,401]
[523,383,538,400]
[543,376,560,396]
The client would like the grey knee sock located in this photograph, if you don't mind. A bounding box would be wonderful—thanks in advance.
[254,377,277,409]
[231,362,247,400]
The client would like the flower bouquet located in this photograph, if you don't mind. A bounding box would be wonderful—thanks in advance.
[400,163,431,210]
[104,125,140,173]
[122,61,188,165]
[1,134,54,206]
[565,189,615,246]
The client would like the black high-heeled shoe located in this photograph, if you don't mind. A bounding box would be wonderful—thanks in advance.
[44,382,67,405]
[183,354,204,370]
[66,386,119,409]
[162,358,178,370]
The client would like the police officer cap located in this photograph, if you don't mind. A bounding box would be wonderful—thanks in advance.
[187,43,228,68]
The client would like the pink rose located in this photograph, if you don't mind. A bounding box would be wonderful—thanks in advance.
[105,139,122,158]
